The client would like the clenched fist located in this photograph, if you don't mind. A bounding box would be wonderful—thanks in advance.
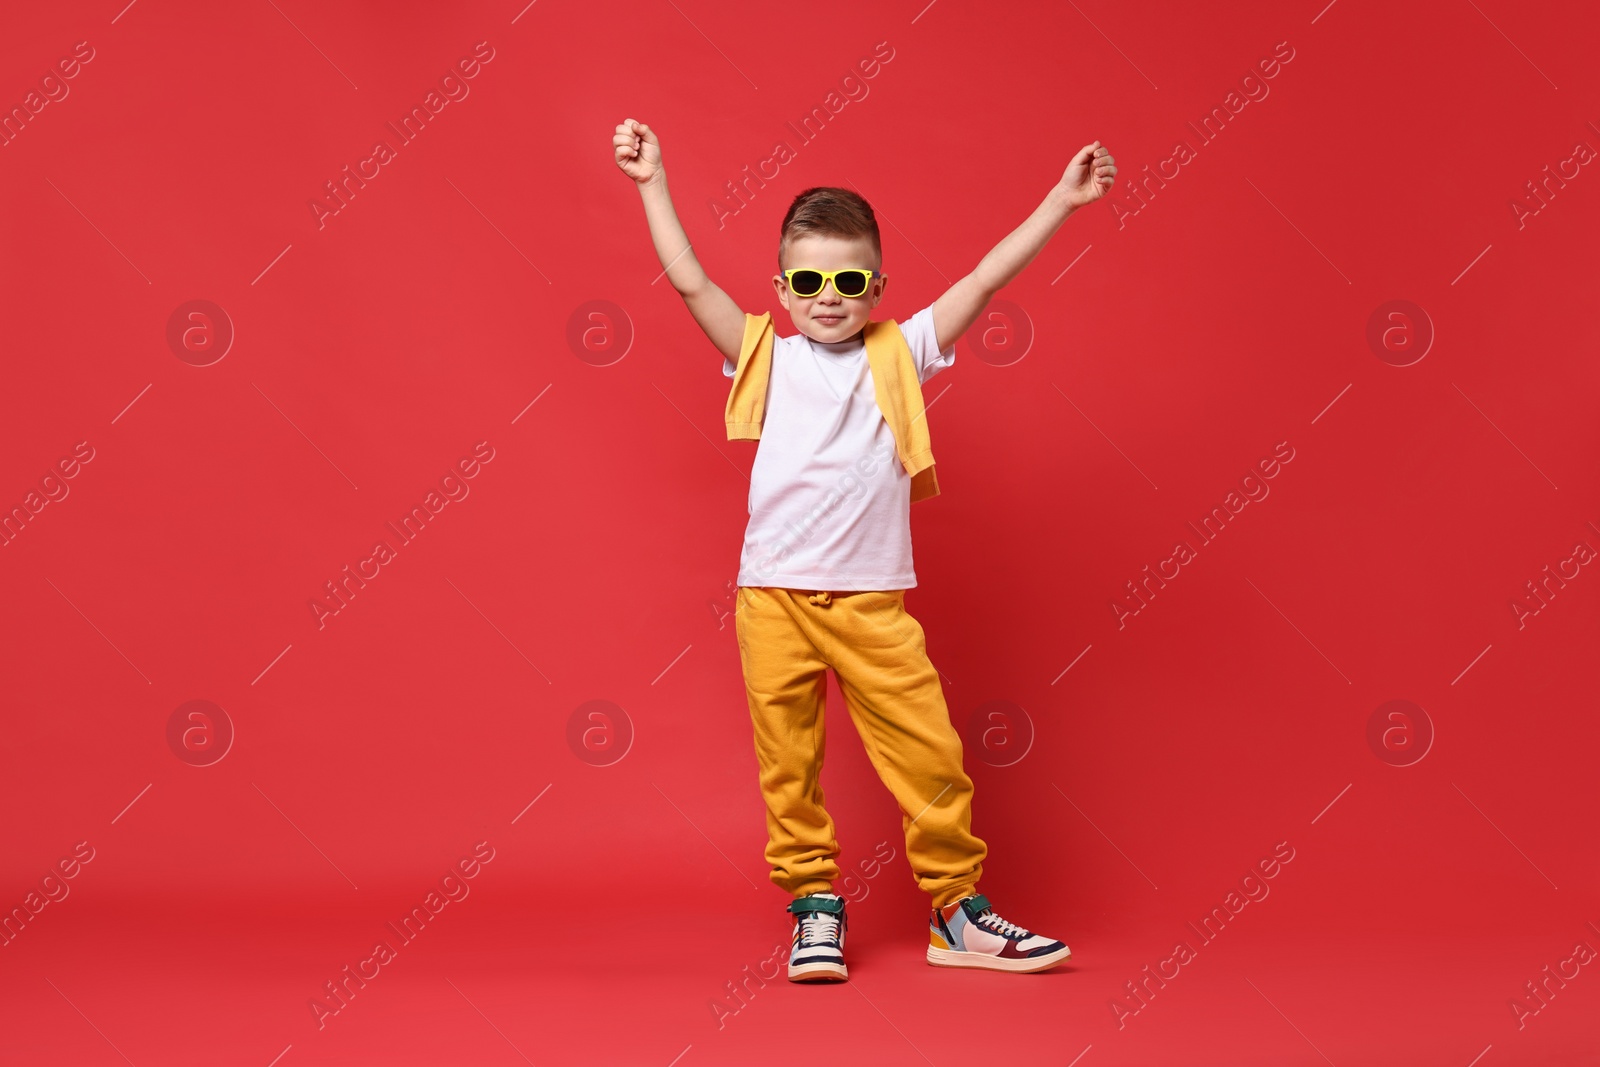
[1060,140,1117,208]
[614,118,662,185]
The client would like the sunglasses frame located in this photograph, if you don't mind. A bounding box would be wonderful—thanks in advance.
[781,268,880,298]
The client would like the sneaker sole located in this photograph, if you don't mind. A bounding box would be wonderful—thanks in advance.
[926,944,1071,973]
[788,961,848,982]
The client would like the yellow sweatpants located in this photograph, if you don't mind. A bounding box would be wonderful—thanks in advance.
[734,585,986,910]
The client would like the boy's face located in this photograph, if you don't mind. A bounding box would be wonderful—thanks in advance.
[772,233,886,344]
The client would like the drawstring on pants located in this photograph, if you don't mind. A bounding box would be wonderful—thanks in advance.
[808,591,832,607]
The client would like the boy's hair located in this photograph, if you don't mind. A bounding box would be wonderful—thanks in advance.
[778,187,882,272]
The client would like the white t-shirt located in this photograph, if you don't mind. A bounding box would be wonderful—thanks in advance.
[721,303,956,591]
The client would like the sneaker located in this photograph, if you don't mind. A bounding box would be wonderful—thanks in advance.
[927,893,1071,973]
[787,892,848,982]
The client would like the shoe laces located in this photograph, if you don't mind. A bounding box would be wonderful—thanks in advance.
[974,908,1028,940]
[797,911,841,946]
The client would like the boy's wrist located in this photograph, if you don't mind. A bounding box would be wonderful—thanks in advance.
[1049,182,1080,215]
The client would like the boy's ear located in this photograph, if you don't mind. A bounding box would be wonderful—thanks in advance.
[772,273,791,308]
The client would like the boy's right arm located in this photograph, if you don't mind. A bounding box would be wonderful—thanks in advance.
[614,119,747,365]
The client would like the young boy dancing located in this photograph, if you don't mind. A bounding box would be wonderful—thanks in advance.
[614,116,1116,981]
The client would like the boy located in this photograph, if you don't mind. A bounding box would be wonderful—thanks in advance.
[614,117,1115,981]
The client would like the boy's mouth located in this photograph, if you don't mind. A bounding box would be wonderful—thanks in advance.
[814,315,845,325]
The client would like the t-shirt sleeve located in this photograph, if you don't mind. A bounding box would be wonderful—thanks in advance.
[905,303,957,384]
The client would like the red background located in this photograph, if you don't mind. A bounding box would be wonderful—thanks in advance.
[3,1,1597,1064]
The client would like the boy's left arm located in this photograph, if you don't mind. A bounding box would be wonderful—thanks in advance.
[932,140,1117,353]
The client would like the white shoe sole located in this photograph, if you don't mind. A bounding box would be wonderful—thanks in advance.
[788,960,848,981]
[926,944,1071,973]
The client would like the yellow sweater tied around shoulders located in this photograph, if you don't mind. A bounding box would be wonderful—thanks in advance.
[723,311,941,503]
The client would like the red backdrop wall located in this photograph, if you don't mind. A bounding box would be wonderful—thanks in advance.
[2,2,1596,1065]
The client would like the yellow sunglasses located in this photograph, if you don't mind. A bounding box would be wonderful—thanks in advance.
[782,268,879,298]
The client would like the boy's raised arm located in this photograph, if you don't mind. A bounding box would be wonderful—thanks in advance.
[614,118,747,365]
[932,140,1117,354]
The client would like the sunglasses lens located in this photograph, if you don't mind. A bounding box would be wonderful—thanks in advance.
[835,270,870,297]
[789,270,824,296]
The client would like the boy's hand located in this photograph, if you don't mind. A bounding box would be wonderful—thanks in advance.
[614,118,663,185]
[1058,141,1117,208]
